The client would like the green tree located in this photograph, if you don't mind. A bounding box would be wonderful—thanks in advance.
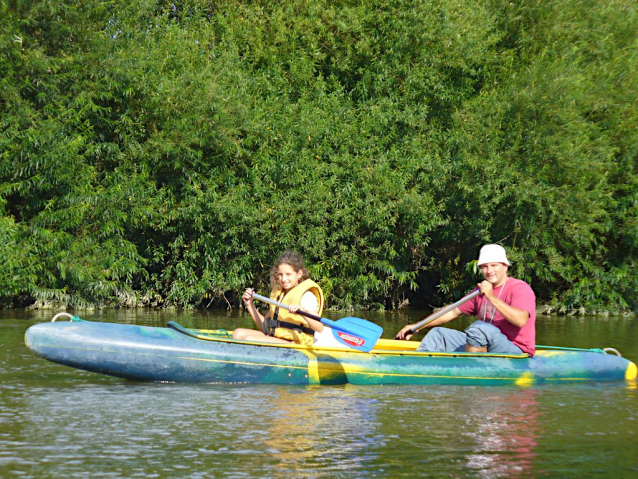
[1,0,636,312]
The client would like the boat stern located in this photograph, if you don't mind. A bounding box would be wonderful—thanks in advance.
[626,360,637,381]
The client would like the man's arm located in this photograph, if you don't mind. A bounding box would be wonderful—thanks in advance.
[395,308,463,340]
[479,281,530,327]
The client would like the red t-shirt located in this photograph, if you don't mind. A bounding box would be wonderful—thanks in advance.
[458,278,536,355]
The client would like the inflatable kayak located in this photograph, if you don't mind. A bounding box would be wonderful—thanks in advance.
[24,314,637,386]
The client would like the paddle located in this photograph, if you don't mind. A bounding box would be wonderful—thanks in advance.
[396,289,480,339]
[251,293,383,353]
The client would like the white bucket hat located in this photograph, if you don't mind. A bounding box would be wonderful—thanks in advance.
[477,244,510,266]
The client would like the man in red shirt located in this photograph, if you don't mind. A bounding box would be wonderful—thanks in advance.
[396,244,536,355]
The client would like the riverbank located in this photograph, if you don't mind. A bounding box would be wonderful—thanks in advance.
[6,300,637,318]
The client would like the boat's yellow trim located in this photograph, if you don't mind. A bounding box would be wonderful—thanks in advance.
[116,336,543,382]
[189,331,597,361]
[303,359,598,382]
[335,366,601,382]
[374,338,420,350]
[177,353,536,382]
[169,354,600,383]
[626,361,637,380]
[515,372,536,387]
[185,329,529,359]
[299,350,321,383]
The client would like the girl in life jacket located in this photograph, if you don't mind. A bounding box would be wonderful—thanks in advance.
[233,251,336,346]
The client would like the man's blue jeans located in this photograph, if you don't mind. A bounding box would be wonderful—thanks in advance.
[416,320,524,354]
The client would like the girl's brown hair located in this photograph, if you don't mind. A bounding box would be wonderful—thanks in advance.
[270,251,310,291]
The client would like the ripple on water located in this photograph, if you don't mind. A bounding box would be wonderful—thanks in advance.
[1,316,637,476]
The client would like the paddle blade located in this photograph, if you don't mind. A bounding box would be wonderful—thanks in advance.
[322,317,383,353]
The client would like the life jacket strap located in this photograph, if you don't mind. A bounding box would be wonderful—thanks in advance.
[262,317,314,336]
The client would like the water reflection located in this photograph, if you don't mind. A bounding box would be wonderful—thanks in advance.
[10,382,384,477]
[259,386,381,476]
[2,312,638,477]
[462,388,542,477]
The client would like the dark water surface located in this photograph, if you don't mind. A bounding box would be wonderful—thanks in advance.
[1,309,637,477]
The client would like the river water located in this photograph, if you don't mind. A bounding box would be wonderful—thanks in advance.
[1,309,636,477]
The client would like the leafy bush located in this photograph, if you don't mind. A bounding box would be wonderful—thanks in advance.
[1,0,636,312]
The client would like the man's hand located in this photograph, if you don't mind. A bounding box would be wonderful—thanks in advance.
[394,324,415,340]
[478,280,494,300]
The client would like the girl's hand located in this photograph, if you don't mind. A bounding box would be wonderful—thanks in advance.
[288,304,300,313]
[242,288,255,305]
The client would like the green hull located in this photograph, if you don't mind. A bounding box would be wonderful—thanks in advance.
[25,319,637,385]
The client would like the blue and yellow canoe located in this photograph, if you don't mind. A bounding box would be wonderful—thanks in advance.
[25,315,637,386]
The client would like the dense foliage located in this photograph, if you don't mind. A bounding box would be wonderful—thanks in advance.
[1,0,636,313]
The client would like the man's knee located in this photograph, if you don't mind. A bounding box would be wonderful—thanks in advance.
[421,327,445,345]
[417,328,444,351]
[429,327,445,340]
[465,321,494,349]
[418,327,463,352]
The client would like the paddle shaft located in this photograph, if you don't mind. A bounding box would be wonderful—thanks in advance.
[251,293,382,353]
[253,293,359,334]
[252,293,352,335]
[409,289,480,334]
[252,293,323,321]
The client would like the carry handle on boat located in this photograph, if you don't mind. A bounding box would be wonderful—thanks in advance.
[251,293,383,353]
[398,289,481,338]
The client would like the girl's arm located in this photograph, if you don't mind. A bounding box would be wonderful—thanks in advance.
[242,288,268,329]
[289,292,324,332]
[291,308,324,333]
